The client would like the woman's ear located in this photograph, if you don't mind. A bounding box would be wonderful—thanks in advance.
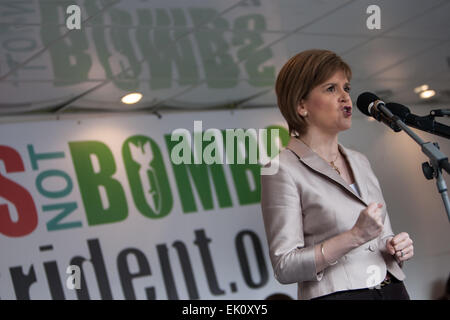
[297,101,308,118]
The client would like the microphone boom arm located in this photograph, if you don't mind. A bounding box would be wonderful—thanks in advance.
[378,104,450,221]
[430,109,450,117]
[406,113,450,139]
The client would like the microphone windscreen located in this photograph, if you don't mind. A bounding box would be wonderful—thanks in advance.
[385,102,410,120]
[356,92,380,116]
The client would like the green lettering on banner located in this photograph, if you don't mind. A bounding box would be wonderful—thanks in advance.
[108,8,141,86]
[190,8,239,88]
[68,141,128,226]
[35,170,72,198]
[164,134,232,213]
[232,14,275,86]
[122,136,173,219]
[265,125,290,154]
[27,145,65,170]
[4,38,36,52]
[39,1,91,85]
[85,1,140,91]
[226,130,261,205]
[0,1,34,17]
[136,8,199,89]
[43,202,82,231]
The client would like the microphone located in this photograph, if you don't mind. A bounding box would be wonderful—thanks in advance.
[385,102,450,139]
[358,95,450,216]
[356,92,402,132]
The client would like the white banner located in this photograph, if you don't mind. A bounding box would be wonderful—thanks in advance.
[0,108,297,300]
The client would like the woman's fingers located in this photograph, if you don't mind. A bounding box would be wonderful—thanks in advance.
[388,232,414,262]
[395,245,414,261]
[385,237,395,255]
[390,232,410,247]
[392,237,413,252]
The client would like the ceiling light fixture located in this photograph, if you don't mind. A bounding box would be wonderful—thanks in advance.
[414,84,429,94]
[419,89,436,99]
[121,93,143,104]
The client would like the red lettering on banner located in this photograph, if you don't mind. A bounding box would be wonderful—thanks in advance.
[0,146,38,237]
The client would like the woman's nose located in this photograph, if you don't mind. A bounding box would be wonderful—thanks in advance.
[339,91,350,102]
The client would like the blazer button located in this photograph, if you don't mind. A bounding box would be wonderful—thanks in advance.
[368,244,376,252]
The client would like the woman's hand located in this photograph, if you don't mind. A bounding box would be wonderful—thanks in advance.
[351,202,384,244]
[386,232,414,264]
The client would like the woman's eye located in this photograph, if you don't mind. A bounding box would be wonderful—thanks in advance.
[326,85,350,92]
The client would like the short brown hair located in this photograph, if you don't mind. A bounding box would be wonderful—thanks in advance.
[275,49,352,136]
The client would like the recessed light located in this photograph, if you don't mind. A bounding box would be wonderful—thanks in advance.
[414,84,429,94]
[121,93,143,104]
[419,89,436,99]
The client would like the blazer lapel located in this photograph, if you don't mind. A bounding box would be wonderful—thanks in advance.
[340,144,369,205]
[286,137,368,206]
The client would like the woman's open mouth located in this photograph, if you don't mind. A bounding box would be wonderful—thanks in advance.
[342,106,352,117]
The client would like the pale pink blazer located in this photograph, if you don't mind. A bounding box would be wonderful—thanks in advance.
[260,137,405,300]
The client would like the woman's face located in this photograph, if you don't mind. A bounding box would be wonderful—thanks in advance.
[298,70,352,135]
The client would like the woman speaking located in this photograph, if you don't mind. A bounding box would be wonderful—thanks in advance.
[260,49,414,300]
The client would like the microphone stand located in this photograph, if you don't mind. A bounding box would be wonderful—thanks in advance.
[406,109,450,139]
[378,105,450,222]
[430,109,450,117]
